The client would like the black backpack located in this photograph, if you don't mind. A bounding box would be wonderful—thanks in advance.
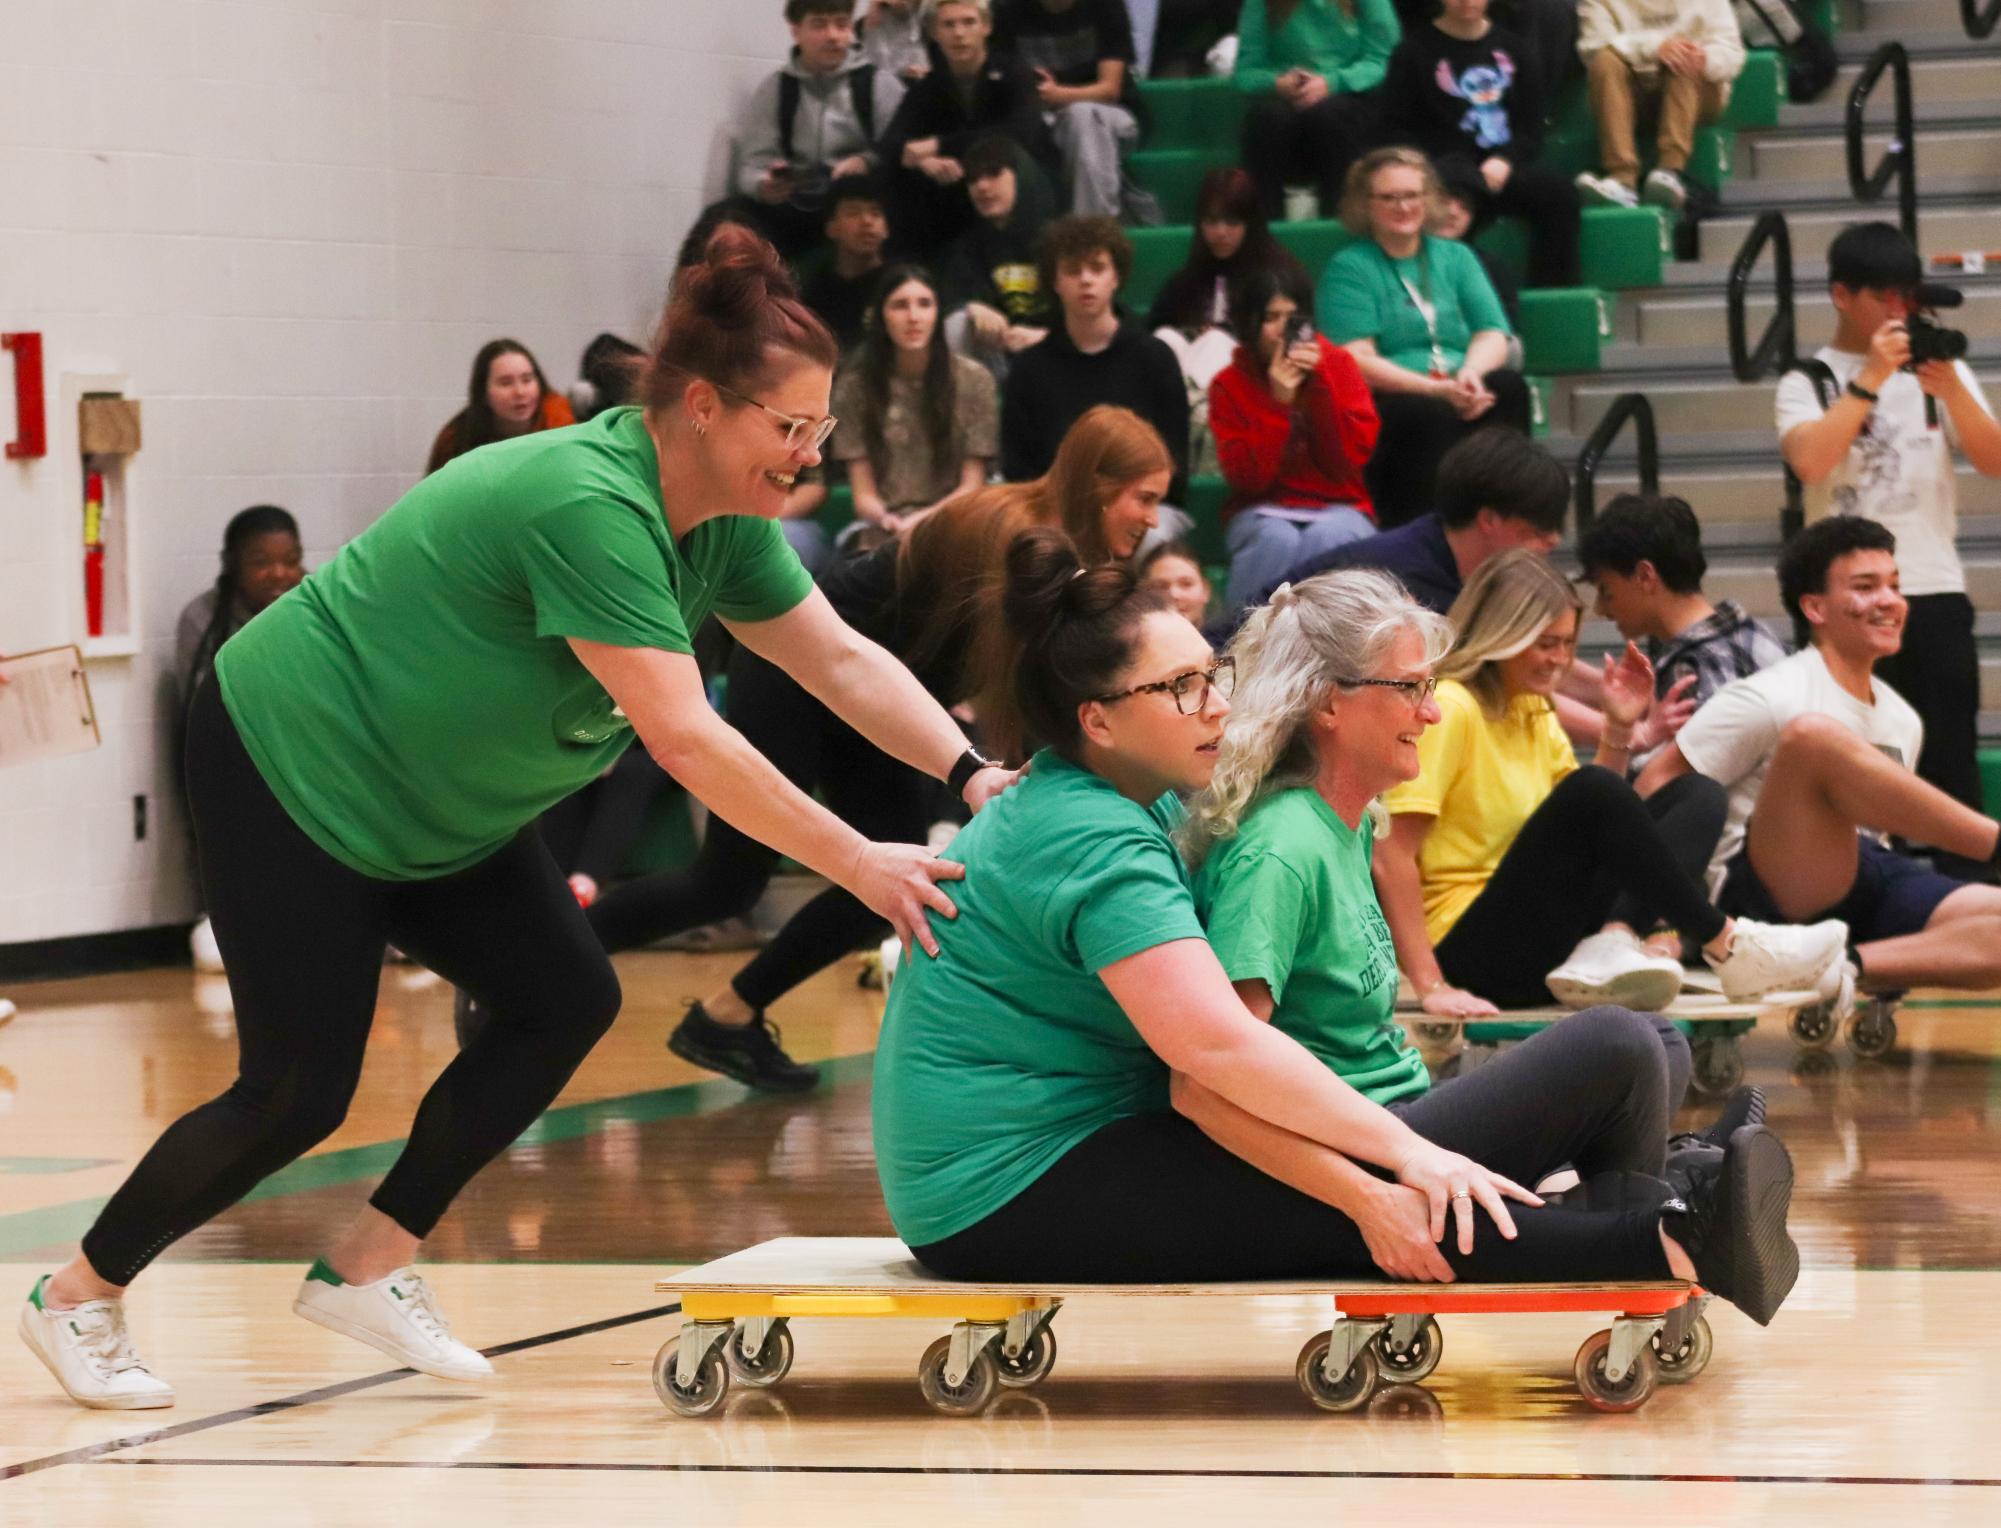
[1736,0,1840,104]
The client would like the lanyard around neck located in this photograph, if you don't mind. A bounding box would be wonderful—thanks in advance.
[1388,243,1450,378]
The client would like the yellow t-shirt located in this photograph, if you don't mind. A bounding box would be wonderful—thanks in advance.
[1381,680,1578,944]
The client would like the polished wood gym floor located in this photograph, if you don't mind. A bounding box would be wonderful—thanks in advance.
[2,951,2000,1524]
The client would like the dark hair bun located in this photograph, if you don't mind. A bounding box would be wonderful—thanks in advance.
[1001,528,1138,646]
[675,224,800,328]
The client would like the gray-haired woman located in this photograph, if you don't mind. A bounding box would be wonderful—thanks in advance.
[1178,568,1802,1322]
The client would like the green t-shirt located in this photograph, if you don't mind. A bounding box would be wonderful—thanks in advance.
[1196,788,1429,1105]
[872,749,1208,1248]
[216,407,813,880]
[1234,0,1401,98]
[1317,235,1511,376]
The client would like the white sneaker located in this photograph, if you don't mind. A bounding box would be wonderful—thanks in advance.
[1546,929,1685,1012]
[1575,171,1639,208]
[292,1260,493,1381]
[189,916,225,974]
[1642,168,1689,211]
[18,1276,176,1409]
[0,996,16,1026]
[1709,918,1849,1002]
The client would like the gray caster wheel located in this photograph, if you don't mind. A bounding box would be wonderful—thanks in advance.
[1787,1001,1838,1051]
[654,1335,729,1417]
[1690,1035,1744,1098]
[725,1322,794,1388]
[1295,1331,1380,1412]
[994,1326,1057,1389]
[1652,1314,1713,1383]
[1574,1329,1658,1412]
[1413,1021,1461,1045]
[918,1335,999,1416]
[1847,1003,1897,1060]
[1375,1315,1443,1384]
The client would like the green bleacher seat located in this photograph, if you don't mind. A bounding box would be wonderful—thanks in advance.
[1134,76,1248,154]
[1516,288,1609,374]
[1982,749,2001,816]
[1128,147,1233,224]
[1183,475,1230,563]
[818,480,856,535]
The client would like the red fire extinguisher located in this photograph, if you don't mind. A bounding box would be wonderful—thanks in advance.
[84,469,105,638]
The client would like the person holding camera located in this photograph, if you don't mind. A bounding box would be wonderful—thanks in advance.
[1777,223,2001,863]
[1209,263,1379,614]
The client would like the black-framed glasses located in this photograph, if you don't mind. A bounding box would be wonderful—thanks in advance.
[712,381,838,453]
[1338,674,1438,707]
[1090,657,1236,715]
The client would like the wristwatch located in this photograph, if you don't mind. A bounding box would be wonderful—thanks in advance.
[1846,380,1880,404]
[947,746,998,797]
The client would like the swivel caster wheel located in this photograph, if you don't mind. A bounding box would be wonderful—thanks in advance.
[1690,1036,1744,1098]
[725,1322,794,1388]
[1573,1329,1658,1412]
[918,1335,999,1416]
[1295,1331,1380,1412]
[1651,1314,1712,1383]
[1847,1003,1897,1060]
[654,1335,730,1417]
[1413,1021,1461,1046]
[994,1326,1057,1389]
[1375,1315,1443,1384]
[1787,1001,1838,1051]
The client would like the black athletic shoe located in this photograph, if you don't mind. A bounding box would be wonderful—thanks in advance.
[1664,1084,1765,1193]
[453,987,488,1050]
[667,1002,820,1093]
[1663,1123,1800,1326]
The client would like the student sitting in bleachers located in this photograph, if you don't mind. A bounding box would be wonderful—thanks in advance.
[1637,517,2001,1002]
[831,264,1001,544]
[1273,426,1564,610]
[1574,0,1743,214]
[1139,538,1215,626]
[1210,264,1379,613]
[861,0,937,78]
[800,175,892,353]
[1318,147,1529,527]
[1378,0,1581,289]
[1001,216,1192,501]
[1235,0,1399,223]
[881,0,1060,255]
[424,340,575,476]
[1147,168,1312,464]
[1577,493,1787,775]
[1431,160,1521,329]
[993,0,1158,221]
[734,0,908,258]
[1150,0,1248,77]
[1374,550,1848,1019]
[941,135,1059,381]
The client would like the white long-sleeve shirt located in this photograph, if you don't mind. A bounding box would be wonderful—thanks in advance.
[1577,0,1746,83]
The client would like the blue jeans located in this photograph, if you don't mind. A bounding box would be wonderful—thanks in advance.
[1223,504,1374,615]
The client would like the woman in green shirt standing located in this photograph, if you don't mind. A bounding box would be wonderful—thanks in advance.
[873,537,1800,1329]
[1237,0,1401,222]
[1317,146,1531,526]
[20,231,1015,1413]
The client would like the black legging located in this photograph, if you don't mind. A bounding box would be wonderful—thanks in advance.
[1435,767,1731,1010]
[1242,89,1381,221]
[538,742,668,888]
[587,642,932,1011]
[1875,592,1983,819]
[1436,156,1582,290]
[1365,370,1532,528]
[915,1005,1678,1282]
[81,680,621,1287]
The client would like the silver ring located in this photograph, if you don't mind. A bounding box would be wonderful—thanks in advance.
[1451,1191,1471,1201]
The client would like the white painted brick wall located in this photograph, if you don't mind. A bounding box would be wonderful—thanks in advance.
[0,0,786,945]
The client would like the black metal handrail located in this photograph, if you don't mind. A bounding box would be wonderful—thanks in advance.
[1965,0,2000,40]
[1574,394,1658,534]
[1846,43,1917,242]
[1727,210,1796,384]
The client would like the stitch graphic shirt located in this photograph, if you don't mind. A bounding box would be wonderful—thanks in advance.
[1380,21,1548,167]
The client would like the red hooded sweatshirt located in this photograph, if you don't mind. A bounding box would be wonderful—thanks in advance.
[1208,338,1378,523]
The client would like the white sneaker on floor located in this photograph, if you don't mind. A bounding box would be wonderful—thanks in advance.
[1709,917,1849,1002]
[189,916,225,974]
[292,1260,493,1381]
[1643,168,1689,211]
[18,1276,176,1409]
[1546,929,1685,1012]
[1575,171,1639,208]
[0,997,16,1026]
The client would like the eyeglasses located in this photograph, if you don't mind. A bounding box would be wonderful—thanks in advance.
[712,381,838,453]
[1090,657,1236,715]
[1370,191,1426,207]
[1338,674,1439,707]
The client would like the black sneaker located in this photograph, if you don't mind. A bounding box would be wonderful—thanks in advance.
[1663,1084,1764,1194]
[453,987,488,1050]
[667,1002,820,1093]
[1663,1124,1800,1326]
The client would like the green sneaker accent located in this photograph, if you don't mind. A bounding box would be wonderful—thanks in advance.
[390,1284,405,1301]
[305,1258,346,1289]
[28,1274,47,1311]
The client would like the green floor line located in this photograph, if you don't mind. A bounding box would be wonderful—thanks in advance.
[0,1053,875,1261]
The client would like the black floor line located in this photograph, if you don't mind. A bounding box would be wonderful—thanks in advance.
[81,1458,2001,1489]
[0,1301,680,1483]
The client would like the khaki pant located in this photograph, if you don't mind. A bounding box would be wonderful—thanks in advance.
[1586,49,1731,187]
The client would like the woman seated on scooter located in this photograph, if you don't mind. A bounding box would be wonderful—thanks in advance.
[870,536,1801,1326]
[1373,549,1851,1022]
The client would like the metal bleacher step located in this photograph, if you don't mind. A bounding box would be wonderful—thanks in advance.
[1558,363,2001,437]
[1826,51,2001,108]
[1579,461,2001,527]
[1699,201,2001,265]
[1853,0,1992,29]
[1611,276,2001,352]
[1744,121,2001,185]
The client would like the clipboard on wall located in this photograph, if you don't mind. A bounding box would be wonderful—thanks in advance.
[0,646,102,768]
